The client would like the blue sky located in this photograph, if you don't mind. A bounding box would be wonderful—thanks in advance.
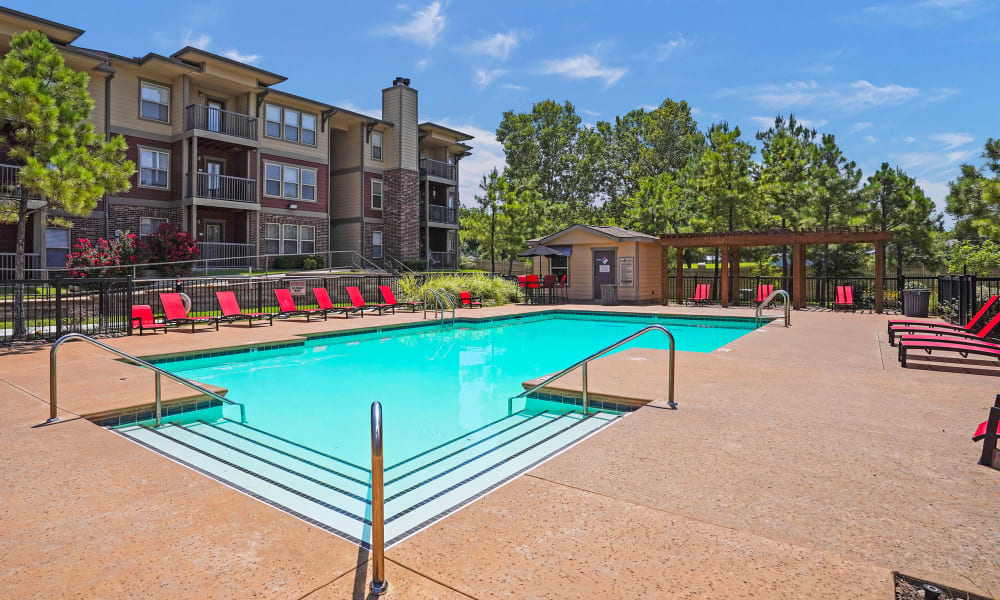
[17,0,1000,221]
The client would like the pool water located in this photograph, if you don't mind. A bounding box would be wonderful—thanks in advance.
[163,312,757,465]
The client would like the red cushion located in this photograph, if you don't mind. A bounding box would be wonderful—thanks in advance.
[973,420,999,441]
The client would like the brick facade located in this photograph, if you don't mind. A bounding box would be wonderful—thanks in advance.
[255,212,328,267]
[382,168,420,260]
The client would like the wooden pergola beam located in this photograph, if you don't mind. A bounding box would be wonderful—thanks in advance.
[659,230,893,248]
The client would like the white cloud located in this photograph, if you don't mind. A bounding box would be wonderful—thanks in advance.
[638,104,658,112]
[223,50,261,65]
[916,178,950,213]
[501,83,527,91]
[720,79,919,112]
[581,109,601,117]
[749,116,827,130]
[652,36,690,62]
[898,149,977,170]
[381,1,446,47]
[474,68,508,89]
[842,80,919,109]
[469,31,521,61]
[337,101,382,119]
[849,122,873,133]
[930,132,974,149]
[864,135,878,143]
[415,58,430,72]
[182,30,211,49]
[541,54,627,87]
[433,120,506,207]
[904,136,917,143]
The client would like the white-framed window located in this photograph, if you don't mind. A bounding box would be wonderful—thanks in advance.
[264,223,280,255]
[139,147,169,189]
[372,231,383,259]
[263,103,317,146]
[263,162,318,201]
[45,227,70,268]
[139,217,168,238]
[139,81,169,122]
[282,224,298,254]
[371,179,383,210]
[300,225,315,253]
[371,131,383,161]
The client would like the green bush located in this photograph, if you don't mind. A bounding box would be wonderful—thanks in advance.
[272,254,326,270]
[396,273,519,307]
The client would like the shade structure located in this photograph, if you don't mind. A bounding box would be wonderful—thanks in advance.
[518,245,565,257]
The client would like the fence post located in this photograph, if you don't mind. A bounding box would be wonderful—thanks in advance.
[54,278,62,338]
[127,277,134,336]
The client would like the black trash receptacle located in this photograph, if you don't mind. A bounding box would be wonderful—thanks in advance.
[902,289,931,317]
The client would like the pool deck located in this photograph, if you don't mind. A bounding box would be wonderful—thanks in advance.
[1,303,997,599]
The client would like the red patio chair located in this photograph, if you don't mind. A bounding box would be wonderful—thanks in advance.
[347,286,394,315]
[833,285,855,312]
[313,287,362,318]
[459,290,483,308]
[898,312,1000,367]
[756,284,774,306]
[274,289,327,321]
[131,304,166,335]
[888,295,998,345]
[216,291,273,327]
[380,285,423,312]
[973,395,1000,468]
[686,283,710,306]
[158,293,219,332]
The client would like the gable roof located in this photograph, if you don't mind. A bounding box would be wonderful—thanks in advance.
[537,224,658,245]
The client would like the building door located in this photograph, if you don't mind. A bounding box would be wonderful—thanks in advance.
[593,250,616,299]
[207,99,224,132]
[205,160,223,198]
[205,220,224,244]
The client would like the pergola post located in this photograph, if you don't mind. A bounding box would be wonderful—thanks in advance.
[661,246,669,305]
[731,246,741,305]
[874,241,885,314]
[720,244,729,308]
[792,243,805,310]
[675,247,683,304]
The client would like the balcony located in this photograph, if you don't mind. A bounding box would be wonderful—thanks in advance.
[0,164,41,201]
[184,104,258,141]
[419,158,455,181]
[427,204,458,225]
[429,251,456,269]
[188,173,257,204]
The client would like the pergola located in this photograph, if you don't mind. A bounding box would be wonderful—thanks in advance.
[659,227,895,313]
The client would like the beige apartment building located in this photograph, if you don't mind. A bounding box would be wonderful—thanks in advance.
[0,7,472,275]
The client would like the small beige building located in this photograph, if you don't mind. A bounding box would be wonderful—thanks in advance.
[529,225,663,304]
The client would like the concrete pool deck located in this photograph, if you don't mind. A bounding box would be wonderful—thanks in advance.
[1,303,997,598]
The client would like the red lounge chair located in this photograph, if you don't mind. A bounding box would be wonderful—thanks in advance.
[756,284,774,306]
[459,291,483,308]
[888,295,998,345]
[895,310,1000,348]
[973,395,1000,468]
[347,286,394,315]
[380,285,423,312]
[833,285,855,312]
[899,339,1000,368]
[686,283,710,306]
[131,304,166,335]
[158,293,219,332]
[313,287,362,318]
[274,289,327,321]
[216,291,273,327]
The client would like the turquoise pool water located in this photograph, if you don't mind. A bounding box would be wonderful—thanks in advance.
[162,312,757,465]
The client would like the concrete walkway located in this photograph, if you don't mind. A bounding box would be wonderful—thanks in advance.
[1,304,996,599]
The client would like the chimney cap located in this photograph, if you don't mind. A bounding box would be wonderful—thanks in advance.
[392,77,411,87]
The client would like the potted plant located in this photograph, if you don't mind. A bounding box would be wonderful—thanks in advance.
[901,281,931,317]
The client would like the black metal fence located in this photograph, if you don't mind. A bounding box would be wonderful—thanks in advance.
[1,278,133,344]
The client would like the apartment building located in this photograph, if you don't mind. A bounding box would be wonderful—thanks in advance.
[0,7,472,274]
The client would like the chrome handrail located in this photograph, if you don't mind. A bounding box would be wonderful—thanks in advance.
[421,288,455,326]
[755,289,791,328]
[370,401,388,595]
[48,333,246,427]
[511,325,677,412]
[436,289,457,323]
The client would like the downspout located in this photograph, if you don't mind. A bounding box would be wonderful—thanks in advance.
[360,125,366,260]
[97,62,116,238]
[322,108,337,260]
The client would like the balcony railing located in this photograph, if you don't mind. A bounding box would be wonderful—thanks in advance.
[0,252,42,279]
[427,204,458,224]
[189,173,257,203]
[419,158,455,181]
[184,104,258,141]
[0,164,41,201]
[429,251,456,269]
[198,242,253,269]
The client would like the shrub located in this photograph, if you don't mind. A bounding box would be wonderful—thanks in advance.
[272,254,326,270]
[144,223,198,276]
[66,233,142,278]
[396,273,519,307]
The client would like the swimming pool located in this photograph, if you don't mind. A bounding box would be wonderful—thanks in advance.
[160,312,755,464]
[115,311,760,546]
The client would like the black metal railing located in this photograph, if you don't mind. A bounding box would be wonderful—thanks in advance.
[0,163,41,201]
[1,278,133,343]
[428,252,456,269]
[189,172,256,203]
[184,104,258,141]
[427,204,458,224]
[419,158,455,180]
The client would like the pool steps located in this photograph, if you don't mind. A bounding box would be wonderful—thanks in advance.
[115,408,620,548]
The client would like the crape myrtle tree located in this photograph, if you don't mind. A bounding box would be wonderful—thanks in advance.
[0,30,133,336]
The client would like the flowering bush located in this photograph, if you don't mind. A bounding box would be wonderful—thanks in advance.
[66,233,143,278]
[142,222,199,276]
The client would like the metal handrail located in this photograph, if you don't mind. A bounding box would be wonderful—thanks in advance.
[370,401,388,595]
[511,325,677,412]
[48,333,246,427]
[755,289,791,328]
[422,288,455,326]
[383,253,414,274]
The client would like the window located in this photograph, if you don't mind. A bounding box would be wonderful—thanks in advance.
[372,231,382,259]
[371,131,383,160]
[301,169,316,201]
[139,217,168,238]
[264,163,281,196]
[265,104,281,138]
[301,114,316,145]
[263,103,317,146]
[282,167,298,198]
[371,179,383,210]
[139,81,169,122]
[550,255,569,284]
[300,226,315,253]
[139,148,169,188]
[45,227,70,268]
[282,225,298,255]
[264,223,280,255]
[264,162,317,201]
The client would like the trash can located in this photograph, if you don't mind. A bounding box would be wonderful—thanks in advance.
[600,284,618,306]
[902,288,931,318]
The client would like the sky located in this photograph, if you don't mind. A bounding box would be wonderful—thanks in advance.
[17,0,1000,222]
